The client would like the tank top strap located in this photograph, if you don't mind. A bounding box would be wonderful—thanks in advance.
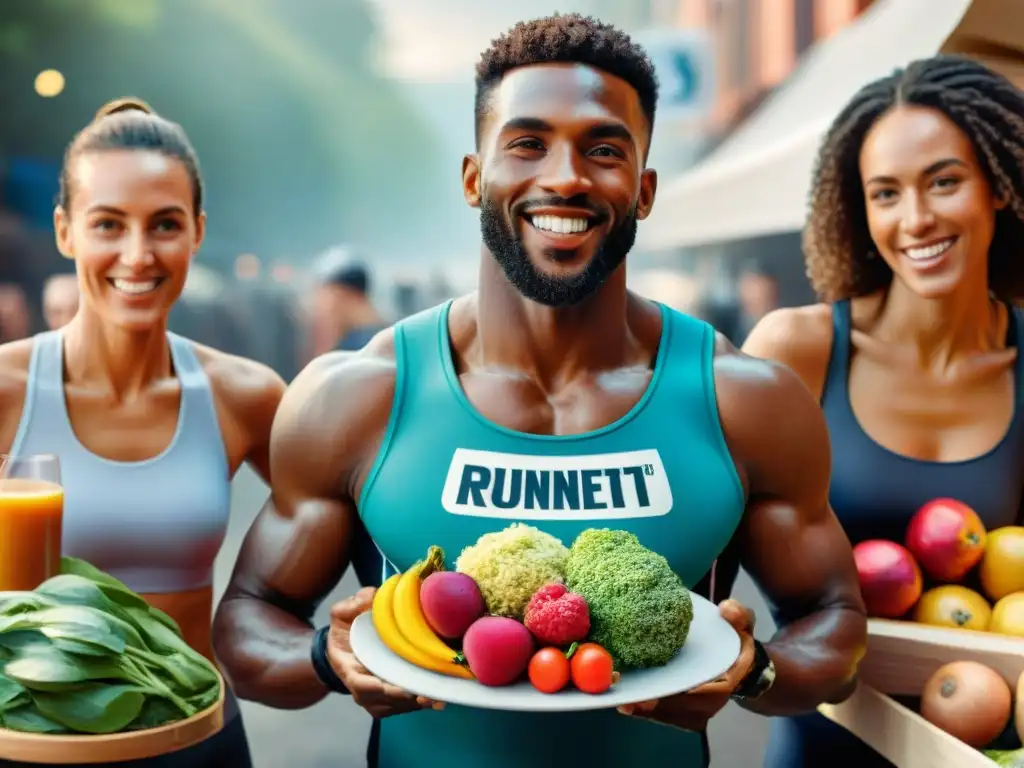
[392,300,452,391]
[821,299,853,406]
[165,333,223,445]
[10,331,75,457]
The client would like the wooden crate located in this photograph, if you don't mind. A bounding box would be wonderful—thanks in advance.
[859,619,1024,696]
[818,619,1024,767]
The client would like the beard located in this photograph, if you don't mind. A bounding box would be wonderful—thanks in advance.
[480,197,638,307]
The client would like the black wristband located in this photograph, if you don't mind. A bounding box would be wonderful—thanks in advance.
[311,625,350,695]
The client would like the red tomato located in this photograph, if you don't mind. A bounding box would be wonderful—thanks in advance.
[528,648,570,694]
[570,643,615,694]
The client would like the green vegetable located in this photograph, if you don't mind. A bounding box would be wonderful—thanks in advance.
[0,556,220,736]
[565,529,694,669]
[985,748,1024,767]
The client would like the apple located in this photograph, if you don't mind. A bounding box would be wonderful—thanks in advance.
[906,498,986,583]
[853,540,923,619]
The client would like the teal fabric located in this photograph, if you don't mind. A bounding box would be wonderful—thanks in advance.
[360,300,745,768]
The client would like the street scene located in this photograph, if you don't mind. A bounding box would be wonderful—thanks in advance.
[1,1,1023,767]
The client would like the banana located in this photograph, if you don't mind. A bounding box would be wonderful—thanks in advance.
[393,547,472,668]
[373,573,473,680]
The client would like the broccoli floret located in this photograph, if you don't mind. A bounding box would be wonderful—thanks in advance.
[455,523,568,619]
[565,528,693,669]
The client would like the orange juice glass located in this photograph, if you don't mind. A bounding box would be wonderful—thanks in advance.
[0,454,63,591]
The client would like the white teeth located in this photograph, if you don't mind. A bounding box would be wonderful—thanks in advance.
[530,215,590,234]
[111,279,159,295]
[905,238,955,261]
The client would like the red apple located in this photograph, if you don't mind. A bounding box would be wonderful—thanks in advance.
[905,499,986,583]
[853,540,923,619]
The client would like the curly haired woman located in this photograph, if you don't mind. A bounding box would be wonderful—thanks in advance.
[743,55,1024,767]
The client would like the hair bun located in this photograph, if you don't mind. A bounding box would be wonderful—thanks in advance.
[94,97,155,121]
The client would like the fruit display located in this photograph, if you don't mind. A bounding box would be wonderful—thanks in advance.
[852,499,1024,636]
[0,557,221,735]
[850,501,1024,761]
[371,524,695,695]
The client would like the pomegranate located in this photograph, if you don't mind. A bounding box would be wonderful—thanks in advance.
[905,498,986,583]
[853,540,923,619]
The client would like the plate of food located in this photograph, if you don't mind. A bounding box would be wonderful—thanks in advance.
[350,525,742,712]
[0,557,224,764]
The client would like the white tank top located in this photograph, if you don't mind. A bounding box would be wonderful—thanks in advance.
[10,330,231,594]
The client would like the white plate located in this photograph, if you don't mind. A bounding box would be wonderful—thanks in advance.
[349,591,741,712]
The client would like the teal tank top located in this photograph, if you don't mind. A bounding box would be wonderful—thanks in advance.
[359,300,745,768]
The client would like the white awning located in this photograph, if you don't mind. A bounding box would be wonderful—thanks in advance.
[638,0,1024,252]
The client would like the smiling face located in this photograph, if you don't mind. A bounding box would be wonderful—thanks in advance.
[859,105,1004,299]
[464,63,657,307]
[54,149,204,332]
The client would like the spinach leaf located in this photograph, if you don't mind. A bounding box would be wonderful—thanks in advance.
[128,696,181,730]
[1,704,68,733]
[0,630,50,655]
[186,682,220,713]
[123,606,216,681]
[32,683,145,734]
[0,672,25,708]
[59,557,132,593]
[0,605,128,656]
[4,643,128,691]
[37,575,132,617]
[0,592,58,616]
[149,653,218,694]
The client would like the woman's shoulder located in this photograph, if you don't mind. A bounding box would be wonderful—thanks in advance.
[187,341,286,435]
[740,303,835,400]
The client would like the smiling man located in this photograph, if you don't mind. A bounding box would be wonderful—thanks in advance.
[213,14,867,768]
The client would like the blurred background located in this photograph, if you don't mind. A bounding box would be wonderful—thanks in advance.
[1,0,1021,765]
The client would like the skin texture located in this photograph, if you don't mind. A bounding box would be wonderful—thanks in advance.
[0,147,285,660]
[214,63,867,728]
[744,106,1016,465]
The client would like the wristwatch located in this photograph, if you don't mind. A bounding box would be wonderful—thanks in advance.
[730,639,776,701]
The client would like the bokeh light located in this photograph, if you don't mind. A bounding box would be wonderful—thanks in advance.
[34,69,65,98]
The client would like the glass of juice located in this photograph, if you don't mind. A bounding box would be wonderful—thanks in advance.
[0,454,63,591]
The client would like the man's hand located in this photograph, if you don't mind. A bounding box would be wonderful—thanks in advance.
[617,600,757,731]
[327,587,445,718]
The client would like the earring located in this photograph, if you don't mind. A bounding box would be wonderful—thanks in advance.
[866,249,876,260]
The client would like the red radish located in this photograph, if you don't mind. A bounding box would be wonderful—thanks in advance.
[462,617,534,687]
[853,540,923,619]
[906,499,987,583]
[420,571,485,640]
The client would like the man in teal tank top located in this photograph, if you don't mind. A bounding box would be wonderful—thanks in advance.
[213,14,868,767]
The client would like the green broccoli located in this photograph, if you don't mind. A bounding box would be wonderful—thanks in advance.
[565,528,693,669]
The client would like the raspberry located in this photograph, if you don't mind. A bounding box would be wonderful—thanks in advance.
[524,583,590,646]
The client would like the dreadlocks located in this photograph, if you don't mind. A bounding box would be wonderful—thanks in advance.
[804,55,1024,301]
[473,14,658,148]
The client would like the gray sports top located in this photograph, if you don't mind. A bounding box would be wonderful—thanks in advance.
[10,331,231,594]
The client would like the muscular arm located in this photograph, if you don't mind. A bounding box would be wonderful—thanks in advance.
[716,340,867,716]
[212,342,396,709]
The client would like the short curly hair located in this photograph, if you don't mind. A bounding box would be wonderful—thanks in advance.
[474,14,658,149]
[804,55,1024,302]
